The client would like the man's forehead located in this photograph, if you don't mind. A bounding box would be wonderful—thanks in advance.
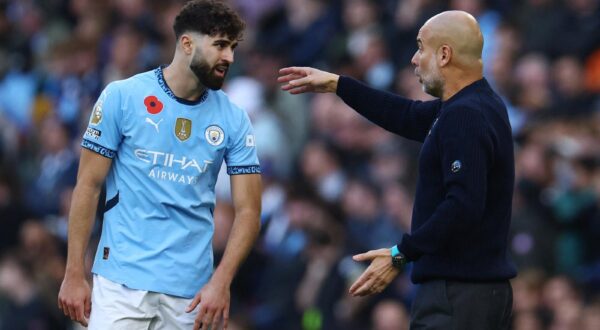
[189,31,237,42]
[417,26,432,43]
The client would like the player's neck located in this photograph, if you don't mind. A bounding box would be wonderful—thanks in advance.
[162,62,207,102]
[441,70,482,101]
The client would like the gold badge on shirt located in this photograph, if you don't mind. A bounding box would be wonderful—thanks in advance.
[175,118,192,142]
[90,102,103,125]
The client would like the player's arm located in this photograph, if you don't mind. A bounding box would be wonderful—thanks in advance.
[216,173,262,286]
[188,173,262,330]
[58,149,112,327]
[399,107,492,261]
[278,66,441,142]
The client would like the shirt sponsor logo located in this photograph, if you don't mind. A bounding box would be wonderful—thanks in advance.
[134,148,212,185]
[134,149,212,174]
[205,125,224,146]
[84,127,102,140]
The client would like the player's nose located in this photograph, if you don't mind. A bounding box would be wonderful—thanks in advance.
[222,47,234,63]
[411,51,419,67]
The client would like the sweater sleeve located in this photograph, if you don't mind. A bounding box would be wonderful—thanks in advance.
[336,76,441,142]
[399,106,493,261]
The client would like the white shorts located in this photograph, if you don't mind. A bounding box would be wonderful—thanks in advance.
[88,274,199,329]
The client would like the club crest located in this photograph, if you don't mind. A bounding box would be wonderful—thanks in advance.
[205,125,224,146]
[451,160,462,173]
[175,118,192,142]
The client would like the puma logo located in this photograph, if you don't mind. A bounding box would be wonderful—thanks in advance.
[145,117,163,132]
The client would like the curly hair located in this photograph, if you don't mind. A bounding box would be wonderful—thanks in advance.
[173,0,245,41]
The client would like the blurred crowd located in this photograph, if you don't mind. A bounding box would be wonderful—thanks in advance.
[0,0,599,329]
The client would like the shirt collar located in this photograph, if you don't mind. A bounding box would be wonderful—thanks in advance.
[154,65,209,106]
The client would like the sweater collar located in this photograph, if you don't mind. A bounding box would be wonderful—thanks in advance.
[442,78,489,108]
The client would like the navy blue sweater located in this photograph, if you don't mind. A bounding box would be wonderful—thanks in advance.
[337,76,517,283]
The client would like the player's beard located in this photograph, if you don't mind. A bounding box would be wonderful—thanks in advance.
[421,67,444,98]
[189,52,228,91]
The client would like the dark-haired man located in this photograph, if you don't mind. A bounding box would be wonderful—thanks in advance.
[58,1,262,329]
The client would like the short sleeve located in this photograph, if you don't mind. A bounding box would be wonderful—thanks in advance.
[81,82,123,158]
[225,111,261,175]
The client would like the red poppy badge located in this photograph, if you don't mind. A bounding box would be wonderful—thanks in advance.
[144,95,163,114]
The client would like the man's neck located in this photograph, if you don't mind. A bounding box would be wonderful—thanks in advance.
[162,61,207,102]
[441,73,483,101]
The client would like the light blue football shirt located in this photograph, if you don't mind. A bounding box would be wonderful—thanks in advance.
[82,67,260,298]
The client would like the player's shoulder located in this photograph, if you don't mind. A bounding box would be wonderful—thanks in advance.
[210,89,249,119]
[107,69,155,92]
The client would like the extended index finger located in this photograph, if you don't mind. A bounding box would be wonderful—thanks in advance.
[278,66,306,75]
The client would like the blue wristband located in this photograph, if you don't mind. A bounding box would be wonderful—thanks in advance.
[391,245,400,257]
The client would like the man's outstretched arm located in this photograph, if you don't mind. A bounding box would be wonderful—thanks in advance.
[58,149,112,327]
[278,66,440,141]
[187,173,262,330]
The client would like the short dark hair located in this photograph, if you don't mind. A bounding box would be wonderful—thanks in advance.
[173,0,245,41]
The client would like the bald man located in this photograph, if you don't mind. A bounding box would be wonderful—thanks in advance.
[278,10,516,330]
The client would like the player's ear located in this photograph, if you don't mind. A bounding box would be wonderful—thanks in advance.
[179,34,194,55]
[438,45,452,67]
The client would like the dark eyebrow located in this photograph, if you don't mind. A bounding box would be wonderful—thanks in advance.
[213,38,240,47]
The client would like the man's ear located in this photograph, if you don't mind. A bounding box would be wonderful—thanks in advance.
[437,45,452,67]
[179,34,194,55]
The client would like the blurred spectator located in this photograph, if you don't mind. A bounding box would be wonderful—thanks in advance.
[255,0,338,66]
[370,299,409,330]
[225,76,292,178]
[514,0,564,56]
[381,181,412,235]
[551,56,598,117]
[342,178,400,254]
[300,139,346,202]
[24,116,77,217]
[0,253,64,330]
[581,298,600,330]
[0,167,25,251]
[512,310,545,330]
[102,24,145,83]
[512,269,546,314]
[513,53,553,118]
[244,48,310,161]
[541,275,584,330]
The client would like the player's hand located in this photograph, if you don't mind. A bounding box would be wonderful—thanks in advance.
[186,279,230,330]
[57,274,92,327]
[277,67,340,94]
[349,248,400,297]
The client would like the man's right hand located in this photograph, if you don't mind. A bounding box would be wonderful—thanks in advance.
[58,274,92,327]
[277,67,340,94]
